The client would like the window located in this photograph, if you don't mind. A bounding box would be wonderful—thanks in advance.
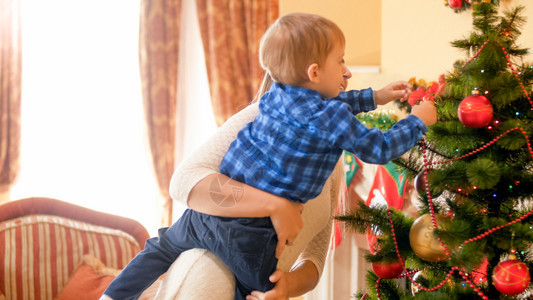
[173,0,217,219]
[12,0,161,233]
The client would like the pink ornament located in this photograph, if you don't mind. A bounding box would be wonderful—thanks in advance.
[457,93,493,128]
[448,0,463,9]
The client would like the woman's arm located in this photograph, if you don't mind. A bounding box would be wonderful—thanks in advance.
[247,225,330,300]
[286,260,319,296]
[247,260,319,300]
[291,159,343,283]
[187,173,290,218]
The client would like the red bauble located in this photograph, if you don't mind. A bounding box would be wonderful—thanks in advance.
[372,260,404,279]
[457,94,493,128]
[492,259,530,295]
[448,0,463,9]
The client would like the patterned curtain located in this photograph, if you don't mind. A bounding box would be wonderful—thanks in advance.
[0,0,22,202]
[139,0,182,226]
[196,0,279,125]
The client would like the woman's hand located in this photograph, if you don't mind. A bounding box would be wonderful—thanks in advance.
[269,197,304,258]
[246,269,289,300]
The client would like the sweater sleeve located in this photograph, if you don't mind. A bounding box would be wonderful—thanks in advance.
[169,103,259,206]
[294,214,333,281]
[292,160,343,280]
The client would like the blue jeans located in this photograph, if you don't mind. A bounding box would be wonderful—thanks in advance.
[104,209,278,300]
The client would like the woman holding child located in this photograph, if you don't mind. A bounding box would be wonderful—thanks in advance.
[103,12,436,300]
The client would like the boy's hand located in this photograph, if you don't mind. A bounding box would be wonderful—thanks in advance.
[269,198,304,258]
[374,81,412,105]
[411,100,437,126]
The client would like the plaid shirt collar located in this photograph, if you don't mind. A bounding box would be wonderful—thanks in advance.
[264,82,326,120]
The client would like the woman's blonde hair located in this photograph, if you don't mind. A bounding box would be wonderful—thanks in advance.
[252,73,274,103]
[259,13,345,86]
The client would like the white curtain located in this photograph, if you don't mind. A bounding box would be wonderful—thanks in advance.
[172,0,217,221]
[11,0,161,234]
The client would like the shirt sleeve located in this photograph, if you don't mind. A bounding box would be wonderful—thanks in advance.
[332,88,375,114]
[169,103,259,206]
[328,107,427,165]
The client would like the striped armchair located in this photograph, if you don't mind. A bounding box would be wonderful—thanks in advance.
[0,197,153,300]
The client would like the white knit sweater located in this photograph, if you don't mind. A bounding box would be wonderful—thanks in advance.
[169,102,341,285]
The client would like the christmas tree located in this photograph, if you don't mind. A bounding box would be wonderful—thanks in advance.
[338,3,533,299]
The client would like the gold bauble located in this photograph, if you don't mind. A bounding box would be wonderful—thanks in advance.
[409,213,448,262]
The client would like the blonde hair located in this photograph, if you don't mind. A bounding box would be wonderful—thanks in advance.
[259,13,345,86]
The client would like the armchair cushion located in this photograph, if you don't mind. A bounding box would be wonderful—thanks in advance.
[56,255,120,300]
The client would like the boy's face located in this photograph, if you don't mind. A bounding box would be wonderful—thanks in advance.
[315,43,349,98]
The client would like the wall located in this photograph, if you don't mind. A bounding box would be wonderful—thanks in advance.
[280,0,381,66]
[280,0,533,92]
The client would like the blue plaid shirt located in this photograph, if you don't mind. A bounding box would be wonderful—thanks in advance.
[220,82,427,203]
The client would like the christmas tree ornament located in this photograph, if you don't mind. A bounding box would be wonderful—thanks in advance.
[409,213,448,262]
[492,254,531,295]
[413,170,428,194]
[471,258,488,284]
[410,271,421,295]
[410,271,427,296]
[448,0,463,9]
[372,260,404,279]
[457,90,493,128]
[344,152,361,188]
[407,75,446,106]
[366,163,407,254]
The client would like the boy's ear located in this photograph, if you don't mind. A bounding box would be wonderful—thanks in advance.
[306,63,320,83]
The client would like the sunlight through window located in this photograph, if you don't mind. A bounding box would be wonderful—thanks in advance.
[12,0,161,234]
